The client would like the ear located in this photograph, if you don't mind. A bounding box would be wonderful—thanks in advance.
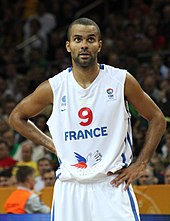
[66,41,71,52]
[98,40,102,52]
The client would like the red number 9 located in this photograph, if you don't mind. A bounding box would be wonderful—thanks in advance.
[78,107,93,126]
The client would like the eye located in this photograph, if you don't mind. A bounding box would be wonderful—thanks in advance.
[74,37,82,43]
[88,37,95,43]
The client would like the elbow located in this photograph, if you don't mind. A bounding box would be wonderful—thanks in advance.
[8,110,29,131]
[8,110,22,130]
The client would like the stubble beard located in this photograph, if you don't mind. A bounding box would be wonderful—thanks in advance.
[73,54,97,68]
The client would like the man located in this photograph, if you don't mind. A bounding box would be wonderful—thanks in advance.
[8,18,166,221]
[4,165,50,214]
[12,140,39,177]
[136,165,158,185]
[34,157,53,192]
[42,169,56,187]
[164,165,170,184]
[2,129,20,158]
[0,140,17,172]
[0,169,11,187]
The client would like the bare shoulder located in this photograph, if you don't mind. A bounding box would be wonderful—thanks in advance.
[124,72,163,121]
[32,80,53,104]
[124,72,142,97]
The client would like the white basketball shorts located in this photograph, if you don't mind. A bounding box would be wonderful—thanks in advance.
[51,176,140,221]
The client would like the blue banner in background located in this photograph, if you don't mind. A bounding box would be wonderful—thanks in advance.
[0,214,170,221]
[0,214,49,221]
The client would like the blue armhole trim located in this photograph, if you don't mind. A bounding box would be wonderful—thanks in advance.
[68,67,72,72]
[100,64,104,70]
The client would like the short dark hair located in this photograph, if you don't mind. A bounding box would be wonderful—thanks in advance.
[16,166,34,183]
[37,157,51,165]
[67,17,101,40]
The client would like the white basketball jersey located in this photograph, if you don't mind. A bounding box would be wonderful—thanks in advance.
[47,64,133,182]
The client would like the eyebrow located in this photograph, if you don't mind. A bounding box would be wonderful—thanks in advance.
[73,34,97,38]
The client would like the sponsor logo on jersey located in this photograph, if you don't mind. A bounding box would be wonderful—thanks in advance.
[107,88,116,100]
[61,95,66,111]
[71,150,102,168]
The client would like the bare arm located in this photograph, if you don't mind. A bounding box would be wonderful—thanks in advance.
[8,80,57,155]
[110,72,166,189]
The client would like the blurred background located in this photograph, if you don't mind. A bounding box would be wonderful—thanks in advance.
[0,0,170,220]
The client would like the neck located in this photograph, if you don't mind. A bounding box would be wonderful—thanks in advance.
[19,182,32,190]
[72,63,100,89]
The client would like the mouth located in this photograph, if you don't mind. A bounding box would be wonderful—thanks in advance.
[79,53,90,59]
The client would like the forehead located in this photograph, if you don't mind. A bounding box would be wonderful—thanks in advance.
[44,171,55,177]
[38,160,50,165]
[22,144,32,150]
[0,143,7,149]
[70,24,99,38]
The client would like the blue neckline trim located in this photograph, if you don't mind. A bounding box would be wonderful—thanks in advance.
[68,64,104,72]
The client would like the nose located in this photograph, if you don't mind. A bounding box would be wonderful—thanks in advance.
[81,39,88,49]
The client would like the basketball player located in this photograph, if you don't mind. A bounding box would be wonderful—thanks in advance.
[8,18,166,221]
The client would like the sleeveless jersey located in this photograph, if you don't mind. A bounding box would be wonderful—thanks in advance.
[47,64,133,182]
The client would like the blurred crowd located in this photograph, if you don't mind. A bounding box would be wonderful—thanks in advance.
[0,0,170,198]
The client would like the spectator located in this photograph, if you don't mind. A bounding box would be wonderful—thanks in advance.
[46,30,62,62]
[164,165,170,184]
[14,138,46,163]
[4,64,19,99]
[4,166,50,214]
[28,48,49,72]
[150,152,165,184]
[42,169,56,187]
[9,174,17,186]
[2,129,21,158]
[145,23,166,50]
[0,117,9,135]
[150,53,169,79]
[160,130,170,167]
[0,169,12,187]
[136,165,158,185]
[133,128,146,158]
[142,74,160,103]
[24,2,56,37]
[0,76,11,101]
[23,18,47,59]
[0,140,17,172]
[23,1,57,57]
[0,174,10,187]
[158,79,170,119]
[159,4,170,47]
[13,140,39,177]
[13,75,29,103]
[34,158,53,192]
[32,114,49,135]
[2,97,17,119]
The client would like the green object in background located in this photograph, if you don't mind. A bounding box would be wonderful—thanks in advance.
[129,104,138,118]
